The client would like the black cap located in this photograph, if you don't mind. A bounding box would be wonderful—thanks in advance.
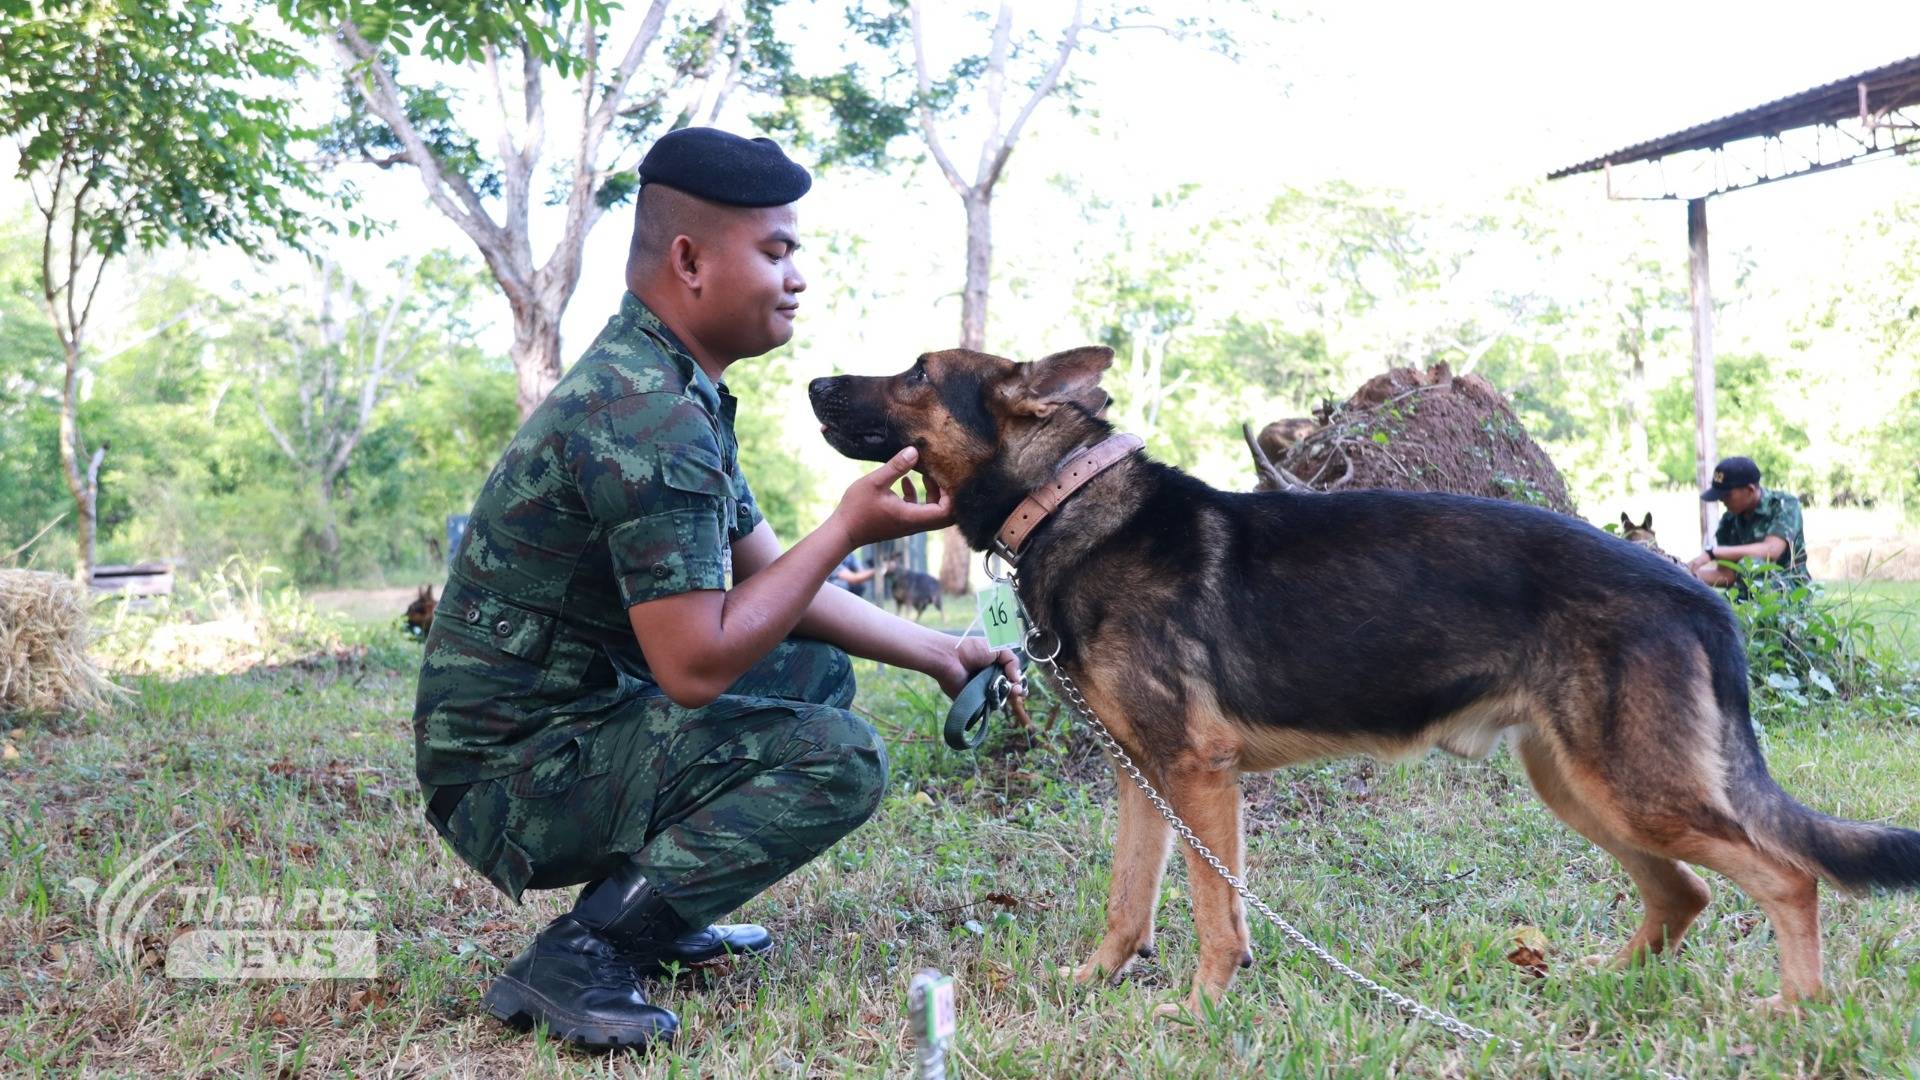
[636,128,811,207]
[1700,456,1762,500]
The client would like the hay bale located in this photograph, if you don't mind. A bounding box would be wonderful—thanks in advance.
[0,569,120,718]
[1254,362,1577,515]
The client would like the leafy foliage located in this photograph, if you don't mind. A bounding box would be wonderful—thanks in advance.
[1727,561,1883,717]
[0,0,321,261]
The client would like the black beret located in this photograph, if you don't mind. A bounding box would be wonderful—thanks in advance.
[636,128,811,207]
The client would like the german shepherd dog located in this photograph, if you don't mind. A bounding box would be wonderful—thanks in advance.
[811,346,1920,1017]
[1621,512,1686,568]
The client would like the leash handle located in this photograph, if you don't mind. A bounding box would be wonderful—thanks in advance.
[942,647,1025,750]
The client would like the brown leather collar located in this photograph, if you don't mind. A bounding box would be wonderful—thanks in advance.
[993,432,1145,560]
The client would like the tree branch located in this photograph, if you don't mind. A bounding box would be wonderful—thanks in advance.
[910,0,972,198]
[986,0,1083,191]
[334,23,509,259]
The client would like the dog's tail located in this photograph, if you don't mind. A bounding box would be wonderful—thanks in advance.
[1719,693,1920,894]
[1742,780,1920,894]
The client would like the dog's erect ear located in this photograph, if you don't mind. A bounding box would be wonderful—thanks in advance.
[1002,346,1114,418]
[1620,512,1632,528]
[1641,513,1653,531]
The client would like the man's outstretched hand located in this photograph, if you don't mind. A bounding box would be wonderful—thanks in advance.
[828,446,953,550]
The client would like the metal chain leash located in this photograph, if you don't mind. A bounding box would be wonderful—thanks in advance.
[991,555,1686,1080]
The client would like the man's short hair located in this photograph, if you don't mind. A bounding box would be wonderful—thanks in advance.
[630,184,719,266]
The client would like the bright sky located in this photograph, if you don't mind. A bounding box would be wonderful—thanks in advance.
[17,1,1919,416]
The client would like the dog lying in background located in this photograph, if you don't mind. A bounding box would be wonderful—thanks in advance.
[812,344,1920,1018]
[881,559,944,620]
[404,585,437,638]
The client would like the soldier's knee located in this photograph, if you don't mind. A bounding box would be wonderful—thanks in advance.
[803,640,856,709]
[792,707,888,824]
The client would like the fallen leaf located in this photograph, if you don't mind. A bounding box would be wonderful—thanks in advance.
[911,791,935,807]
[287,843,316,860]
[477,920,515,933]
[1505,925,1550,978]
[2,744,19,762]
[8,728,22,739]
[267,758,298,777]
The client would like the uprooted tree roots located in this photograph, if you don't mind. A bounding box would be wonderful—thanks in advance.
[1245,362,1577,515]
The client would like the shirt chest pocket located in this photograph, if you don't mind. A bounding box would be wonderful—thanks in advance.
[448,591,559,664]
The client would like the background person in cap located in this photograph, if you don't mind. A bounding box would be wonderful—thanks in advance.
[411,127,1024,1051]
[1685,455,1808,588]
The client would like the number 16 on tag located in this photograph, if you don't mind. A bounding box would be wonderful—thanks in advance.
[976,581,1023,649]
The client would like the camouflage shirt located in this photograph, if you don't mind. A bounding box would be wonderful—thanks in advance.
[414,293,761,784]
[1714,488,1807,575]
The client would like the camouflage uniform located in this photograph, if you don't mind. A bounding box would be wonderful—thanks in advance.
[414,293,886,927]
[1715,488,1809,579]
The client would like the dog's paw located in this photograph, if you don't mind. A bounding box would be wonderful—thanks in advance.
[1580,950,1628,970]
[1072,959,1121,986]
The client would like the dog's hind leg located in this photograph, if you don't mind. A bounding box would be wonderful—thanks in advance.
[1074,761,1173,986]
[1513,730,1712,968]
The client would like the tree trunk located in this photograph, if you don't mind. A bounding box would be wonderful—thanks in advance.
[1625,348,1649,490]
[57,340,99,583]
[512,306,565,420]
[315,475,343,581]
[938,192,996,596]
[959,191,992,352]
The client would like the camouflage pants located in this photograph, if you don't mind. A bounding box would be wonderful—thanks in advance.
[422,638,885,927]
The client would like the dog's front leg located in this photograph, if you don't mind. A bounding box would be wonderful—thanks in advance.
[1156,758,1250,1021]
[1075,760,1173,985]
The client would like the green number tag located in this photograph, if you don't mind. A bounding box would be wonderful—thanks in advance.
[926,973,956,1041]
[976,581,1023,649]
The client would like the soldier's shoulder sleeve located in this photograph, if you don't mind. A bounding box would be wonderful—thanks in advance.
[731,469,763,540]
[1765,493,1805,541]
[568,392,734,607]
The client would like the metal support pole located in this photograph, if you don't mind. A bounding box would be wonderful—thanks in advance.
[1687,198,1717,544]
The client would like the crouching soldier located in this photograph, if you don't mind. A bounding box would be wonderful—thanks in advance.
[412,128,1022,1049]
[1686,455,1809,589]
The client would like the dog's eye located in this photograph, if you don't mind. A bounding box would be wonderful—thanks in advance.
[908,365,926,384]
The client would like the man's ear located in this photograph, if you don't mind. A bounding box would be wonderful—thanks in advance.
[1002,346,1114,418]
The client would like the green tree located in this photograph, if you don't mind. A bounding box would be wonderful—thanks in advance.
[290,0,797,418]
[0,0,319,578]
[771,2,1254,589]
[1652,353,1811,498]
[236,252,474,578]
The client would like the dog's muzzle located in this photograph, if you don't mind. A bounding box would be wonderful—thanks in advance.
[809,376,905,463]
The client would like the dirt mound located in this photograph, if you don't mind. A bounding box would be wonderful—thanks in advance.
[1247,362,1576,515]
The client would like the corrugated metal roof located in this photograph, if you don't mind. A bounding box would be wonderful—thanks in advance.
[1548,53,1920,179]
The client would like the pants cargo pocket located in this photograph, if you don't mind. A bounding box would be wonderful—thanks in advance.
[502,736,613,893]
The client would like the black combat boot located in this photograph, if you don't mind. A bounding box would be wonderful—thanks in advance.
[573,863,775,978]
[482,915,680,1050]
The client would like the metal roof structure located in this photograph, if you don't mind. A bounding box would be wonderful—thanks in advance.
[1548,52,1920,541]
[1549,53,1920,199]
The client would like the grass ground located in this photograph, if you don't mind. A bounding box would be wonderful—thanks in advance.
[3,603,1919,1078]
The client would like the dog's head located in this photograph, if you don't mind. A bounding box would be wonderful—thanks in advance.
[1619,512,1658,547]
[404,585,437,637]
[809,346,1116,547]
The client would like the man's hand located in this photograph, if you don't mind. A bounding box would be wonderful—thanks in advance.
[930,635,1030,726]
[827,447,952,549]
